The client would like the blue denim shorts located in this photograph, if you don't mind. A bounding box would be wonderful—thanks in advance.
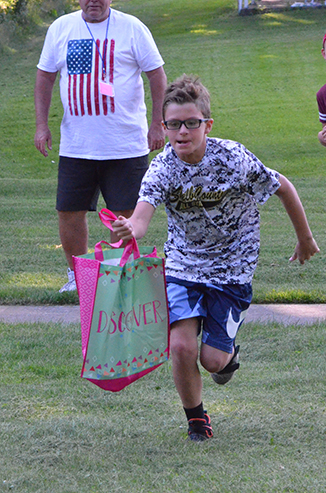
[166,276,253,354]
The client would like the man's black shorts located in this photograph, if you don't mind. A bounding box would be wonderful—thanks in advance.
[56,155,148,212]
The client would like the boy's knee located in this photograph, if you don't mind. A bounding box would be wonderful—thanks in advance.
[200,355,225,374]
[200,347,233,374]
[171,337,198,362]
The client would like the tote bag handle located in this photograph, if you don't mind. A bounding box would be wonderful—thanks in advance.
[95,209,140,267]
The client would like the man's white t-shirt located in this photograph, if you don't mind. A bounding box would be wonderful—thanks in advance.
[37,9,164,160]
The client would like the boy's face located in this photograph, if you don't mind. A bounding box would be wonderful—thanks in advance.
[163,103,213,164]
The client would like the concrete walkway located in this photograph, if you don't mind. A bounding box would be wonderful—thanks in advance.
[0,304,326,326]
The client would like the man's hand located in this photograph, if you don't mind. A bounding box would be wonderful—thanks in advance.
[34,123,52,157]
[147,121,165,152]
[145,66,167,153]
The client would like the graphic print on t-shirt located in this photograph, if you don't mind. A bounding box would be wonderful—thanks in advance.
[170,185,227,211]
[67,38,115,117]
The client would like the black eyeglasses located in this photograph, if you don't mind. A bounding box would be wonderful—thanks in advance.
[163,118,209,130]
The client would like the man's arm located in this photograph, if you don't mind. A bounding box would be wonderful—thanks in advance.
[34,69,57,157]
[274,174,319,264]
[112,202,155,241]
[145,66,167,152]
[318,122,326,146]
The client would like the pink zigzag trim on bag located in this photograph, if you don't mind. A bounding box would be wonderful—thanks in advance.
[73,256,100,357]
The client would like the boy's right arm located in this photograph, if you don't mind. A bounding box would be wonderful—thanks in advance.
[112,201,155,241]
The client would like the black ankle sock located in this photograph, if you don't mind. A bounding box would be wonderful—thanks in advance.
[184,402,204,421]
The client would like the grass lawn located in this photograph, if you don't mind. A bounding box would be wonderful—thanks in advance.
[0,1,326,305]
[0,318,325,492]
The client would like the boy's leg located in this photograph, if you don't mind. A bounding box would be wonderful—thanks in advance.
[170,317,202,409]
[200,343,240,385]
[199,283,252,384]
[170,317,213,441]
[210,344,240,385]
[200,343,234,374]
[167,277,214,441]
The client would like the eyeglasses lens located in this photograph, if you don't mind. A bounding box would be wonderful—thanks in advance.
[165,119,201,130]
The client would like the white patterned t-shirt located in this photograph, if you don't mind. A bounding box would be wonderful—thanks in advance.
[138,137,280,284]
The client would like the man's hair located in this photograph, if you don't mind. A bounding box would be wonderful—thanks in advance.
[163,74,211,119]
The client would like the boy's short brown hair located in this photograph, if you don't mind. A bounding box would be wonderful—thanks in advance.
[163,74,211,119]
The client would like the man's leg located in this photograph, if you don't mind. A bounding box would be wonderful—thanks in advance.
[58,210,88,270]
[99,155,148,241]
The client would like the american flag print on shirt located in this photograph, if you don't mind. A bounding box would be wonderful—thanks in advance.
[67,38,115,116]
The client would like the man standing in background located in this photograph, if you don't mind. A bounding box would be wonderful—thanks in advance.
[34,0,167,292]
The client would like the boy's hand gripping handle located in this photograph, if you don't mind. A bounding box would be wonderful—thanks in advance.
[95,209,140,266]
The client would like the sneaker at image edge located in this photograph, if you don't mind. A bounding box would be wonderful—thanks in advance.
[188,412,213,442]
[211,345,240,385]
[59,268,76,293]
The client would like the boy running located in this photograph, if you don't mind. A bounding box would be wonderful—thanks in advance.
[112,75,319,441]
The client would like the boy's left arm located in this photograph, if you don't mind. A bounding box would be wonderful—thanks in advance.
[274,174,320,264]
